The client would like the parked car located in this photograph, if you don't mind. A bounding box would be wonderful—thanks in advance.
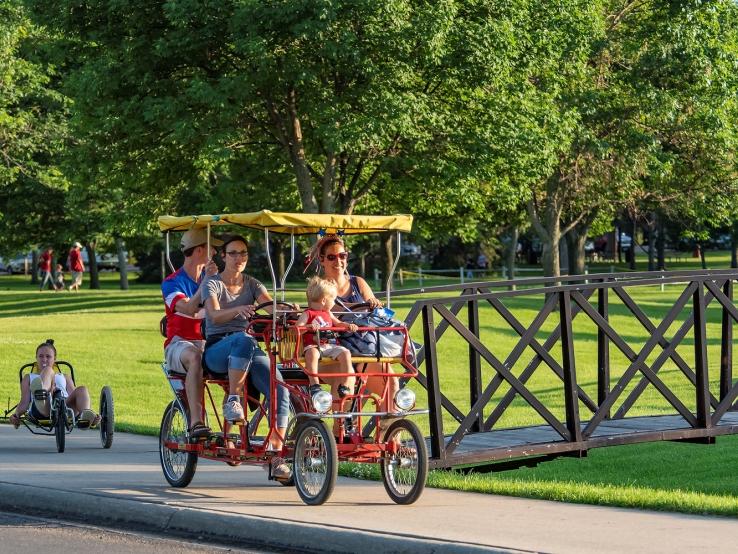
[401,243,421,257]
[97,253,121,271]
[8,254,33,274]
[715,234,732,250]
[79,250,126,271]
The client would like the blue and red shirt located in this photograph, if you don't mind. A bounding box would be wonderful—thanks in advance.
[162,268,204,347]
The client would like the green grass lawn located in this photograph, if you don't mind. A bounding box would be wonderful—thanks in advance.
[1,253,737,516]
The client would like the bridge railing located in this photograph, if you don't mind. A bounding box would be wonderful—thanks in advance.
[393,269,738,468]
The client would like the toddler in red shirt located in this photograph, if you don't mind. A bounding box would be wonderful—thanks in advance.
[296,276,358,404]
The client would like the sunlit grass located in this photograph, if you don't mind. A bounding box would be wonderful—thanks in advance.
[2,256,737,516]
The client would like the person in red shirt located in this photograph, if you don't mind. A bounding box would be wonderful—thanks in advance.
[295,276,358,404]
[38,248,53,291]
[67,242,85,292]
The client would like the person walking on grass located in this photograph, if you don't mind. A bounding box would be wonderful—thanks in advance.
[67,242,85,292]
[38,247,53,291]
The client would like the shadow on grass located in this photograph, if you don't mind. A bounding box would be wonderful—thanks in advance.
[0,293,162,318]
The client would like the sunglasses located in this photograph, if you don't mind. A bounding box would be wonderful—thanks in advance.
[321,252,349,261]
[226,250,249,258]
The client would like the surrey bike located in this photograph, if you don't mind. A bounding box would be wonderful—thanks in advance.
[157,211,428,505]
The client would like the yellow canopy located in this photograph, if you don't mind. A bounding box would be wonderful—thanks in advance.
[158,210,413,235]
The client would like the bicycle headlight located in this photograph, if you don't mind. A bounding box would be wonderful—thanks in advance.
[312,390,333,413]
[394,388,416,411]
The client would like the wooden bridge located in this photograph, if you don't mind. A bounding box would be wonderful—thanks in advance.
[396,269,738,470]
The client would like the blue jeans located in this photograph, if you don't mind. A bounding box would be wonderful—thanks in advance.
[204,333,289,428]
[39,270,52,290]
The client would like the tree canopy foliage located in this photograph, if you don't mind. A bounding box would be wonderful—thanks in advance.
[0,0,736,278]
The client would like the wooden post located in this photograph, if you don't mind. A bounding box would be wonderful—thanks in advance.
[468,294,482,432]
[560,291,582,442]
[720,279,733,402]
[422,305,445,461]
[693,283,712,428]
[597,284,610,418]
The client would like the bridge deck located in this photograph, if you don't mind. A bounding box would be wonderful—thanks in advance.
[431,411,738,469]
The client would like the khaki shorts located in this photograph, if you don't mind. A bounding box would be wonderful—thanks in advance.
[165,337,205,374]
[304,343,350,360]
[71,271,83,286]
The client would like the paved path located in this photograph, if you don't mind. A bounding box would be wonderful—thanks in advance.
[0,426,735,553]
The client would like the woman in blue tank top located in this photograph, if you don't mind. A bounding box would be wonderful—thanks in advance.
[311,236,382,308]
[308,235,398,411]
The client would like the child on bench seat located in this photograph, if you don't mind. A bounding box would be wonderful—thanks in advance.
[296,277,358,407]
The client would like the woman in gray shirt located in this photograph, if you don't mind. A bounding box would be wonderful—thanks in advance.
[202,235,290,479]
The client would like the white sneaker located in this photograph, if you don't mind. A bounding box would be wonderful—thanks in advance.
[222,400,245,422]
[268,456,292,480]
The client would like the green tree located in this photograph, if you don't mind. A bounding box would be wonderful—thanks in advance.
[27,0,573,228]
[528,0,738,277]
[0,1,70,281]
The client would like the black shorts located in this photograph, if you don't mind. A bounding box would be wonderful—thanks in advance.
[29,403,51,421]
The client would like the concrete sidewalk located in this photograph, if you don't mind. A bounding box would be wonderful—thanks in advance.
[0,426,735,553]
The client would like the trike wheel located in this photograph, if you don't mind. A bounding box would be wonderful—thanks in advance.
[380,419,427,504]
[293,419,337,505]
[99,386,114,448]
[54,398,66,453]
[159,401,197,487]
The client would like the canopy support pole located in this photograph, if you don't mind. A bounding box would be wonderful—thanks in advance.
[265,228,277,343]
[386,231,401,309]
[165,232,175,273]
[280,233,296,302]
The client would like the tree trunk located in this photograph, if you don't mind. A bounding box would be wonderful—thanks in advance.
[608,229,617,262]
[629,217,637,270]
[359,252,366,278]
[699,241,707,270]
[31,250,39,284]
[383,232,394,293]
[320,152,337,212]
[647,218,655,272]
[116,237,129,290]
[731,222,738,269]
[527,195,562,279]
[541,221,561,277]
[86,243,100,289]
[506,227,518,287]
[287,90,321,213]
[657,216,665,270]
[565,224,588,276]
